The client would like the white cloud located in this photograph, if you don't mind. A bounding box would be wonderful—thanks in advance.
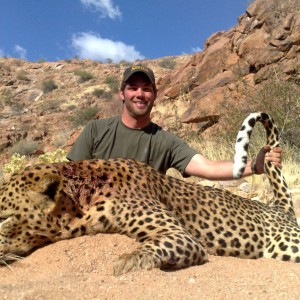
[80,0,121,19]
[181,47,203,56]
[0,49,5,57]
[71,32,144,63]
[14,45,27,59]
[191,47,202,53]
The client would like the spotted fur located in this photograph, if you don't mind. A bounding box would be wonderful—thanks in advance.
[0,113,299,275]
[233,112,296,219]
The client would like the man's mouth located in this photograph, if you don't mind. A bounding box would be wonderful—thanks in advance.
[134,101,147,108]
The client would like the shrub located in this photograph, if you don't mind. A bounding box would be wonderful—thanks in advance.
[215,79,300,163]
[246,80,300,150]
[74,70,93,83]
[0,88,25,114]
[120,60,132,67]
[38,148,68,163]
[159,58,177,70]
[41,99,63,111]
[104,76,120,92]
[13,59,23,67]
[68,107,99,127]
[3,149,68,176]
[41,79,58,93]
[91,88,113,100]
[10,140,39,156]
[16,70,30,81]
[3,153,26,174]
[102,90,114,100]
[66,104,77,111]
[53,133,69,148]
[92,89,114,100]
[92,88,106,98]
[0,88,14,106]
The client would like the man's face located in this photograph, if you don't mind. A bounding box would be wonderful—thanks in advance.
[120,73,156,118]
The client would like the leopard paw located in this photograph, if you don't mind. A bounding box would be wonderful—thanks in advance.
[113,252,160,276]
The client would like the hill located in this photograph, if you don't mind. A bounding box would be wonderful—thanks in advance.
[1,0,300,299]
[1,0,300,165]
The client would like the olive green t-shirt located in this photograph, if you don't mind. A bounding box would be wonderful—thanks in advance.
[67,116,198,175]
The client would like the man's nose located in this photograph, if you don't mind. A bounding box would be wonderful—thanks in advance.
[136,88,145,97]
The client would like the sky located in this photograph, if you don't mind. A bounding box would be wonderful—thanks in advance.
[0,0,249,63]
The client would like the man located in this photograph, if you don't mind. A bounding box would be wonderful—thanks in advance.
[67,65,282,179]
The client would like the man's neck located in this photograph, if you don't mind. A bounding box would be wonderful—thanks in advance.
[121,113,151,129]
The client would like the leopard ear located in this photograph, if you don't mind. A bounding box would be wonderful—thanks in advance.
[38,174,63,202]
[28,173,63,213]
[27,174,63,214]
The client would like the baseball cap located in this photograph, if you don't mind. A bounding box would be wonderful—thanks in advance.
[121,65,156,91]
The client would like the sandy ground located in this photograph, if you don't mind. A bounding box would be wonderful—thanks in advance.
[1,233,300,300]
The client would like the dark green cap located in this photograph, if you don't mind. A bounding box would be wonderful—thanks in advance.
[121,65,156,91]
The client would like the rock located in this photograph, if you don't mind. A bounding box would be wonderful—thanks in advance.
[1,0,300,167]
[239,182,251,193]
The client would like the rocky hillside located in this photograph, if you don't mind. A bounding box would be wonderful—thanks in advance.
[1,0,300,165]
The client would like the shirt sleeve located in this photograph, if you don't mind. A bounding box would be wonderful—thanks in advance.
[168,133,198,176]
[67,121,95,161]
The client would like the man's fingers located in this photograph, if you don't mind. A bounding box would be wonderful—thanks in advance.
[264,146,282,169]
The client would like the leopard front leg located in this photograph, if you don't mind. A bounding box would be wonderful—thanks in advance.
[113,226,208,276]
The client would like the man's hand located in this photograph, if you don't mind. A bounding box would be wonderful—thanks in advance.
[255,146,282,174]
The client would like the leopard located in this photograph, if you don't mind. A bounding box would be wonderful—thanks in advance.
[0,112,299,276]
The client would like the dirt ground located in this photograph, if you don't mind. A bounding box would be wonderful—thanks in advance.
[1,233,300,300]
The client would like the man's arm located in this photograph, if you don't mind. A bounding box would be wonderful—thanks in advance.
[184,146,282,180]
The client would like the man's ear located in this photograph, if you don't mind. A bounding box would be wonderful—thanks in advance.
[119,90,125,100]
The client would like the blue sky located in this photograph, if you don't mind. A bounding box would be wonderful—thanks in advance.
[0,0,248,62]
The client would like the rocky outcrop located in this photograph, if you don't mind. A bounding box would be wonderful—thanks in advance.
[155,0,300,130]
[1,0,300,163]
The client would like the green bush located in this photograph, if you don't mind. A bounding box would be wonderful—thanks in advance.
[120,60,132,67]
[159,58,177,70]
[92,89,114,100]
[218,79,300,161]
[102,90,114,100]
[0,88,25,114]
[38,148,68,163]
[41,99,63,112]
[10,140,39,156]
[41,79,58,93]
[16,70,30,81]
[68,107,99,127]
[3,153,27,174]
[92,88,106,98]
[0,89,14,106]
[241,80,300,149]
[74,70,93,83]
[66,104,77,111]
[92,88,113,100]
[104,76,120,92]
[3,149,68,176]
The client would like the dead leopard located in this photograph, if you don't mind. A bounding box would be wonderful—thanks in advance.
[0,112,299,275]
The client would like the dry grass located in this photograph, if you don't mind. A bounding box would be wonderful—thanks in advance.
[167,133,300,208]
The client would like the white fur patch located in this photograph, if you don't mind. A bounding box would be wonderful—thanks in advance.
[233,112,266,179]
